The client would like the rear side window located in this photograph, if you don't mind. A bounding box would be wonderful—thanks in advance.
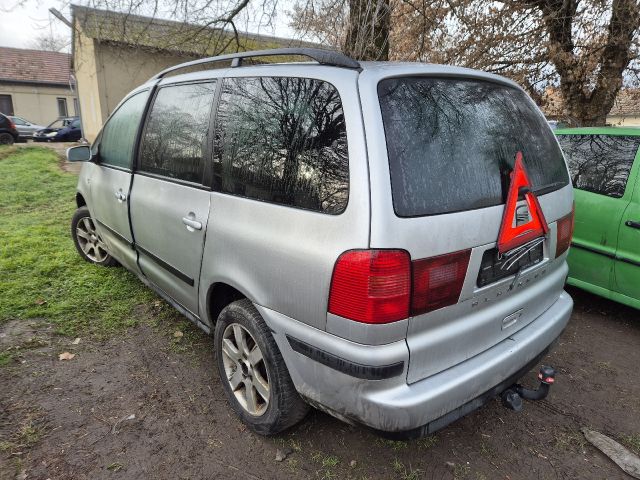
[214,76,349,214]
[99,91,149,169]
[556,134,640,198]
[378,77,569,217]
[139,81,217,183]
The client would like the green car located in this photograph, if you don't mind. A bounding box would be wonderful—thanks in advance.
[556,127,640,310]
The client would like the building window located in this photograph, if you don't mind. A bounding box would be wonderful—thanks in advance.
[0,94,14,116]
[57,98,68,117]
[73,98,79,116]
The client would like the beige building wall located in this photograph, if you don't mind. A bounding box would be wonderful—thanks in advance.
[73,27,104,142]
[74,25,197,141]
[606,115,640,127]
[96,43,196,117]
[0,83,77,126]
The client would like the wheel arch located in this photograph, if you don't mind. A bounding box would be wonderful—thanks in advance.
[206,282,247,327]
[76,192,87,208]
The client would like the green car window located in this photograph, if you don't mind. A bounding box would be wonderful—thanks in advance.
[557,134,640,198]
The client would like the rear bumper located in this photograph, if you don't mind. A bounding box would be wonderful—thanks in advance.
[257,290,572,433]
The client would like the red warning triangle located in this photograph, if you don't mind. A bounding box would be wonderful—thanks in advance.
[497,152,549,254]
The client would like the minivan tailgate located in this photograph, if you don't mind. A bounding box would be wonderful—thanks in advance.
[405,249,567,383]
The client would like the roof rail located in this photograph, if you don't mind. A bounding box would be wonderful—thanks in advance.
[151,47,361,80]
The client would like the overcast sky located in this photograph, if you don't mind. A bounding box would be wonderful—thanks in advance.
[0,0,298,52]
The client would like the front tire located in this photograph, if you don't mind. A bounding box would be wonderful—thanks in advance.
[0,133,14,145]
[71,206,118,266]
[215,299,309,435]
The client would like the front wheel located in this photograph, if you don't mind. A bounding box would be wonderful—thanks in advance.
[215,299,309,435]
[0,133,14,145]
[71,206,118,266]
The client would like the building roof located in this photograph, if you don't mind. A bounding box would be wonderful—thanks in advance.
[71,5,321,57]
[0,47,72,86]
[609,89,640,117]
[542,87,640,119]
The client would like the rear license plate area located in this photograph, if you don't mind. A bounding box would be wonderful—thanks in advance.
[477,243,543,288]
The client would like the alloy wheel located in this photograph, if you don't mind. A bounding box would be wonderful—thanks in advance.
[75,216,109,263]
[221,323,270,416]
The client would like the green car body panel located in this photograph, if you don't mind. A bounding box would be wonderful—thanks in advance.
[556,127,640,310]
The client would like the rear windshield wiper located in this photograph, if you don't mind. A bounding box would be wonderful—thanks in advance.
[531,182,567,196]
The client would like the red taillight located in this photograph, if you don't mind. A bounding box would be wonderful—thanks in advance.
[7,118,16,130]
[328,250,411,324]
[328,248,471,323]
[555,204,575,257]
[411,250,471,315]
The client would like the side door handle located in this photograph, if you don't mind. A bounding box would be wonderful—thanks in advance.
[625,220,640,229]
[114,189,127,202]
[182,215,202,231]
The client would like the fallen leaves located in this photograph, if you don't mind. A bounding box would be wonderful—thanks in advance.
[58,352,75,361]
[173,331,183,339]
[71,337,81,345]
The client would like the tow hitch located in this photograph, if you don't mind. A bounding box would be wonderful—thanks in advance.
[501,366,556,412]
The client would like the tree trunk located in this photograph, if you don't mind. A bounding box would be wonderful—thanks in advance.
[344,0,390,60]
[534,0,639,126]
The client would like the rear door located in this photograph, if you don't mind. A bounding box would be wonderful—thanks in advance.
[130,81,216,315]
[612,140,640,305]
[89,91,150,273]
[556,133,640,297]
[363,73,573,383]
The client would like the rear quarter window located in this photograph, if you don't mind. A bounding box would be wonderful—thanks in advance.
[213,76,349,214]
[556,134,640,198]
[378,77,569,217]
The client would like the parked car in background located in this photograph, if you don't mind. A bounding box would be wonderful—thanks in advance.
[33,117,81,142]
[66,48,574,437]
[0,113,19,145]
[556,127,640,310]
[8,116,45,140]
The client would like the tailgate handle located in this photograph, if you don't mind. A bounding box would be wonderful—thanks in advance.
[502,310,523,331]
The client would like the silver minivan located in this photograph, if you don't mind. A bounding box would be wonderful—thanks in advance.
[68,48,574,437]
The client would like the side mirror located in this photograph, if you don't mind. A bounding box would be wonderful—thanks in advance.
[66,145,92,162]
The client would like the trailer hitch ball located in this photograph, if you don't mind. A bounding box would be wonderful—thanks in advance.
[501,365,557,411]
[538,365,556,385]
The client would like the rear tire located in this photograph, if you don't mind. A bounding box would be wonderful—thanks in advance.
[71,206,118,267]
[215,299,309,435]
[0,133,14,145]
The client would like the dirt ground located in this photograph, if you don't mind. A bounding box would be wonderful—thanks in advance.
[1,287,639,480]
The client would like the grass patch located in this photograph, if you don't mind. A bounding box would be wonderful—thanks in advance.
[376,438,408,451]
[391,458,421,480]
[416,435,438,449]
[0,146,155,337]
[0,350,14,366]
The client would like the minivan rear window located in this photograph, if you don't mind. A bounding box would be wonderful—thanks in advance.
[378,77,569,217]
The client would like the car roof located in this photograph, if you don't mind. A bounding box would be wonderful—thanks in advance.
[139,61,521,93]
[555,126,640,136]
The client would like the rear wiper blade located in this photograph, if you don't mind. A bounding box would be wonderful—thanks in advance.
[532,182,566,196]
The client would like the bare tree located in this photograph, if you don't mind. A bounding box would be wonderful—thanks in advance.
[293,0,640,126]
[291,0,391,60]
[73,0,285,57]
[30,32,69,52]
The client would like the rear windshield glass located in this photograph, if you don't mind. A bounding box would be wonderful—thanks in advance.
[378,77,569,217]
